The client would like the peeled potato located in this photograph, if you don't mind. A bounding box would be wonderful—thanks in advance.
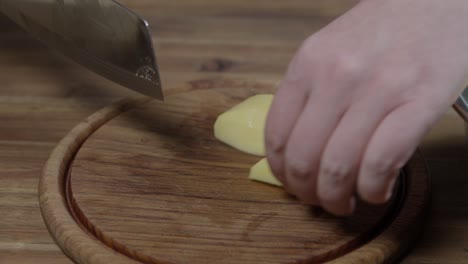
[214,94,283,187]
[249,158,283,187]
[214,94,273,156]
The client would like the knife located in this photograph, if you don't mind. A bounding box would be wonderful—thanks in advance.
[0,0,163,99]
[454,88,468,122]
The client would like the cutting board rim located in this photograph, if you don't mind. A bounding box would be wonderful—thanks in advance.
[38,94,430,264]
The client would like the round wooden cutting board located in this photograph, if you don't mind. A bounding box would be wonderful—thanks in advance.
[39,80,430,264]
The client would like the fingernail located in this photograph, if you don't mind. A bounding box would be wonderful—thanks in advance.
[384,177,398,202]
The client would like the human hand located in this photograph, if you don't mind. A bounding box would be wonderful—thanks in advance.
[265,0,467,215]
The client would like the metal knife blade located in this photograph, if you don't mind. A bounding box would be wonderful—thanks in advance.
[454,88,468,122]
[0,0,163,99]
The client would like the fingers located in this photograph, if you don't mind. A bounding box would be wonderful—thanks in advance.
[265,75,309,184]
[283,92,348,204]
[357,100,442,203]
[265,44,316,185]
[316,96,394,215]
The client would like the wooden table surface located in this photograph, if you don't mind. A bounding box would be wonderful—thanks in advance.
[0,1,466,263]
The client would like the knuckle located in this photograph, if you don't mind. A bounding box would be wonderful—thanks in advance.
[295,39,365,86]
[320,160,353,185]
[293,37,334,68]
[331,55,363,81]
[294,38,319,66]
[285,156,313,178]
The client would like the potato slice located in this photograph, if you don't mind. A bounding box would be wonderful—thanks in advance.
[214,94,273,156]
[249,158,283,187]
[214,94,282,187]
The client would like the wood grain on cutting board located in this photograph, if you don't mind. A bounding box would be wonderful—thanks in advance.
[38,84,428,263]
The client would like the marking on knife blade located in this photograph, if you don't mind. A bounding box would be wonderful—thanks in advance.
[136,65,157,83]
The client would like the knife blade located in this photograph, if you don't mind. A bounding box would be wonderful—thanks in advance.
[454,88,468,122]
[0,0,163,99]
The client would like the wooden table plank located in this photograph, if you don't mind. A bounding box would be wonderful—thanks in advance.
[0,1,467,263]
